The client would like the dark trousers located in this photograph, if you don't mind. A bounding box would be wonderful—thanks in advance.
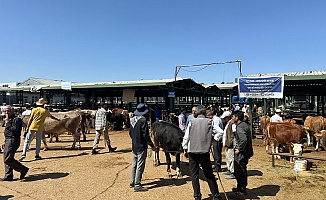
[233,158,248,192]
[188,152,219,198]
[3,138,28,179]
[212,140,223,169]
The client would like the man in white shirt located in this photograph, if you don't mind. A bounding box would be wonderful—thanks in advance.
[270,109,283,122]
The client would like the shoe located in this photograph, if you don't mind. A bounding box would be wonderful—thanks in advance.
[92,149,99,154]
[235,191,245,197]
[222,171,232,175]
[226,174,236,179]
[35,156,42,160]
[212,193,221,200]
[129,183,134,188]
[0,177,13,181]
[232,187,247,195]
[134,186,148,192]
[109,146,117,153]
[19,155,26,161]
[20,168,29,180]
[194,195,201,200]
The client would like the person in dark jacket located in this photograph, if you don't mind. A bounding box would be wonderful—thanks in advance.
[232,110,253,197]
[129,103,155,192]
[1,106,29,181]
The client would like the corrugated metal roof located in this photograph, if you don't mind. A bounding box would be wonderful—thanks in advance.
[246,70,326,77]
[18,77,64,86]
[0,78,185,91]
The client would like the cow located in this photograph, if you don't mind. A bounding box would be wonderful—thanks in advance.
[260,115,271,146]
[265,122,305,162]
[303,116,326,149]
[150,121,184,178]
[21,112,82,150]
[314,130,326,151]
[107,108,130,131]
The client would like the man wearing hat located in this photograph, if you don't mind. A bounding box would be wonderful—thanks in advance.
[129,103,155,192]
[270,109,283,122]
[19,98,60,161]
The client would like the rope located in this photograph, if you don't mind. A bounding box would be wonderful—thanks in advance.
[210,146,229,200]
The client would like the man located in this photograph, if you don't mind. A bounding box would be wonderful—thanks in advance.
[22,104,32,139]
[182,105,221,200]
[92,103,117,154]
[1,106,29,181]
[129,103,155,192]
[270,109,283,122]
[20,98,60,161]
[221,111,236,179]
[178,108,186,132]
[186,106,196,128]
[206,111,224,172]
[232,110,253,197]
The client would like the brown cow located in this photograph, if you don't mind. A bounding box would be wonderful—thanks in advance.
[265,122,305,162]
[260,115,271,146]
[22,112,82,150]
[303,116,326,149]
[314,130,326,150]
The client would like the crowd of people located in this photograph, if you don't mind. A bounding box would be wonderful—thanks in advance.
[1,100,254,200]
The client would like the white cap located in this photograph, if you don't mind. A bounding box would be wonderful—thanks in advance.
[275,109,282,113]
[220,111,231,119]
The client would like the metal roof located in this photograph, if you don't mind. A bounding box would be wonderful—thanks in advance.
[0,78,186,91]
[18,77,64,86]
[246,71,326,81]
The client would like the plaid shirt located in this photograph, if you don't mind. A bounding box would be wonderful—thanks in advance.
[95,108,107,130]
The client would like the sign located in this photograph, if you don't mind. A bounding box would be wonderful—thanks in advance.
[238,76,284,98]
[168,92,175,97]
[122,89,135,102]
[61,82,72,90]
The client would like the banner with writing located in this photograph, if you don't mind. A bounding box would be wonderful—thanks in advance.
[238,76,284,98]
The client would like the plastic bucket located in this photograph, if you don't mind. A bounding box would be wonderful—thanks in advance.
[294,159,307,172]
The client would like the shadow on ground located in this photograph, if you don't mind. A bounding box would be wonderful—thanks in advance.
[22,172,70,182]
[0,195,14,200]
[21,152,89,162]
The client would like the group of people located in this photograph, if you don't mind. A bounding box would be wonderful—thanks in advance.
[1,100,253,199]
[182,106,253,199]
[128,104,253,199]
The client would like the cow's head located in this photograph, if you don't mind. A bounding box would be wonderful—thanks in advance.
[292,143,303,156]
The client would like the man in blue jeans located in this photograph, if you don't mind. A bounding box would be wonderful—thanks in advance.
[129,103,155,192]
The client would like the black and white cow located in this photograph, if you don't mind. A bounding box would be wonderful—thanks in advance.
[150,121,184,178]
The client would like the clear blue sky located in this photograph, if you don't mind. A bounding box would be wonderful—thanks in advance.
[1,1,325,84]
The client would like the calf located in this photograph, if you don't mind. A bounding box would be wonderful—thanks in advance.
[150,121,184,178]
[314,130,326,151]
[303,116,326,149]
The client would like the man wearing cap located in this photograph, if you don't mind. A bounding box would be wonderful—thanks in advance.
[92,103,117,154]
[1,106,29,181]
[19,98,60,161]
[270,109,283,122]
[221,111,236,179]
[129,103,155,192]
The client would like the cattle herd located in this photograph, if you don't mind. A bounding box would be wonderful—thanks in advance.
[260,114,326,162]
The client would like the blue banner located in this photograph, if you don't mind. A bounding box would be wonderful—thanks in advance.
[238,76,284,98]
